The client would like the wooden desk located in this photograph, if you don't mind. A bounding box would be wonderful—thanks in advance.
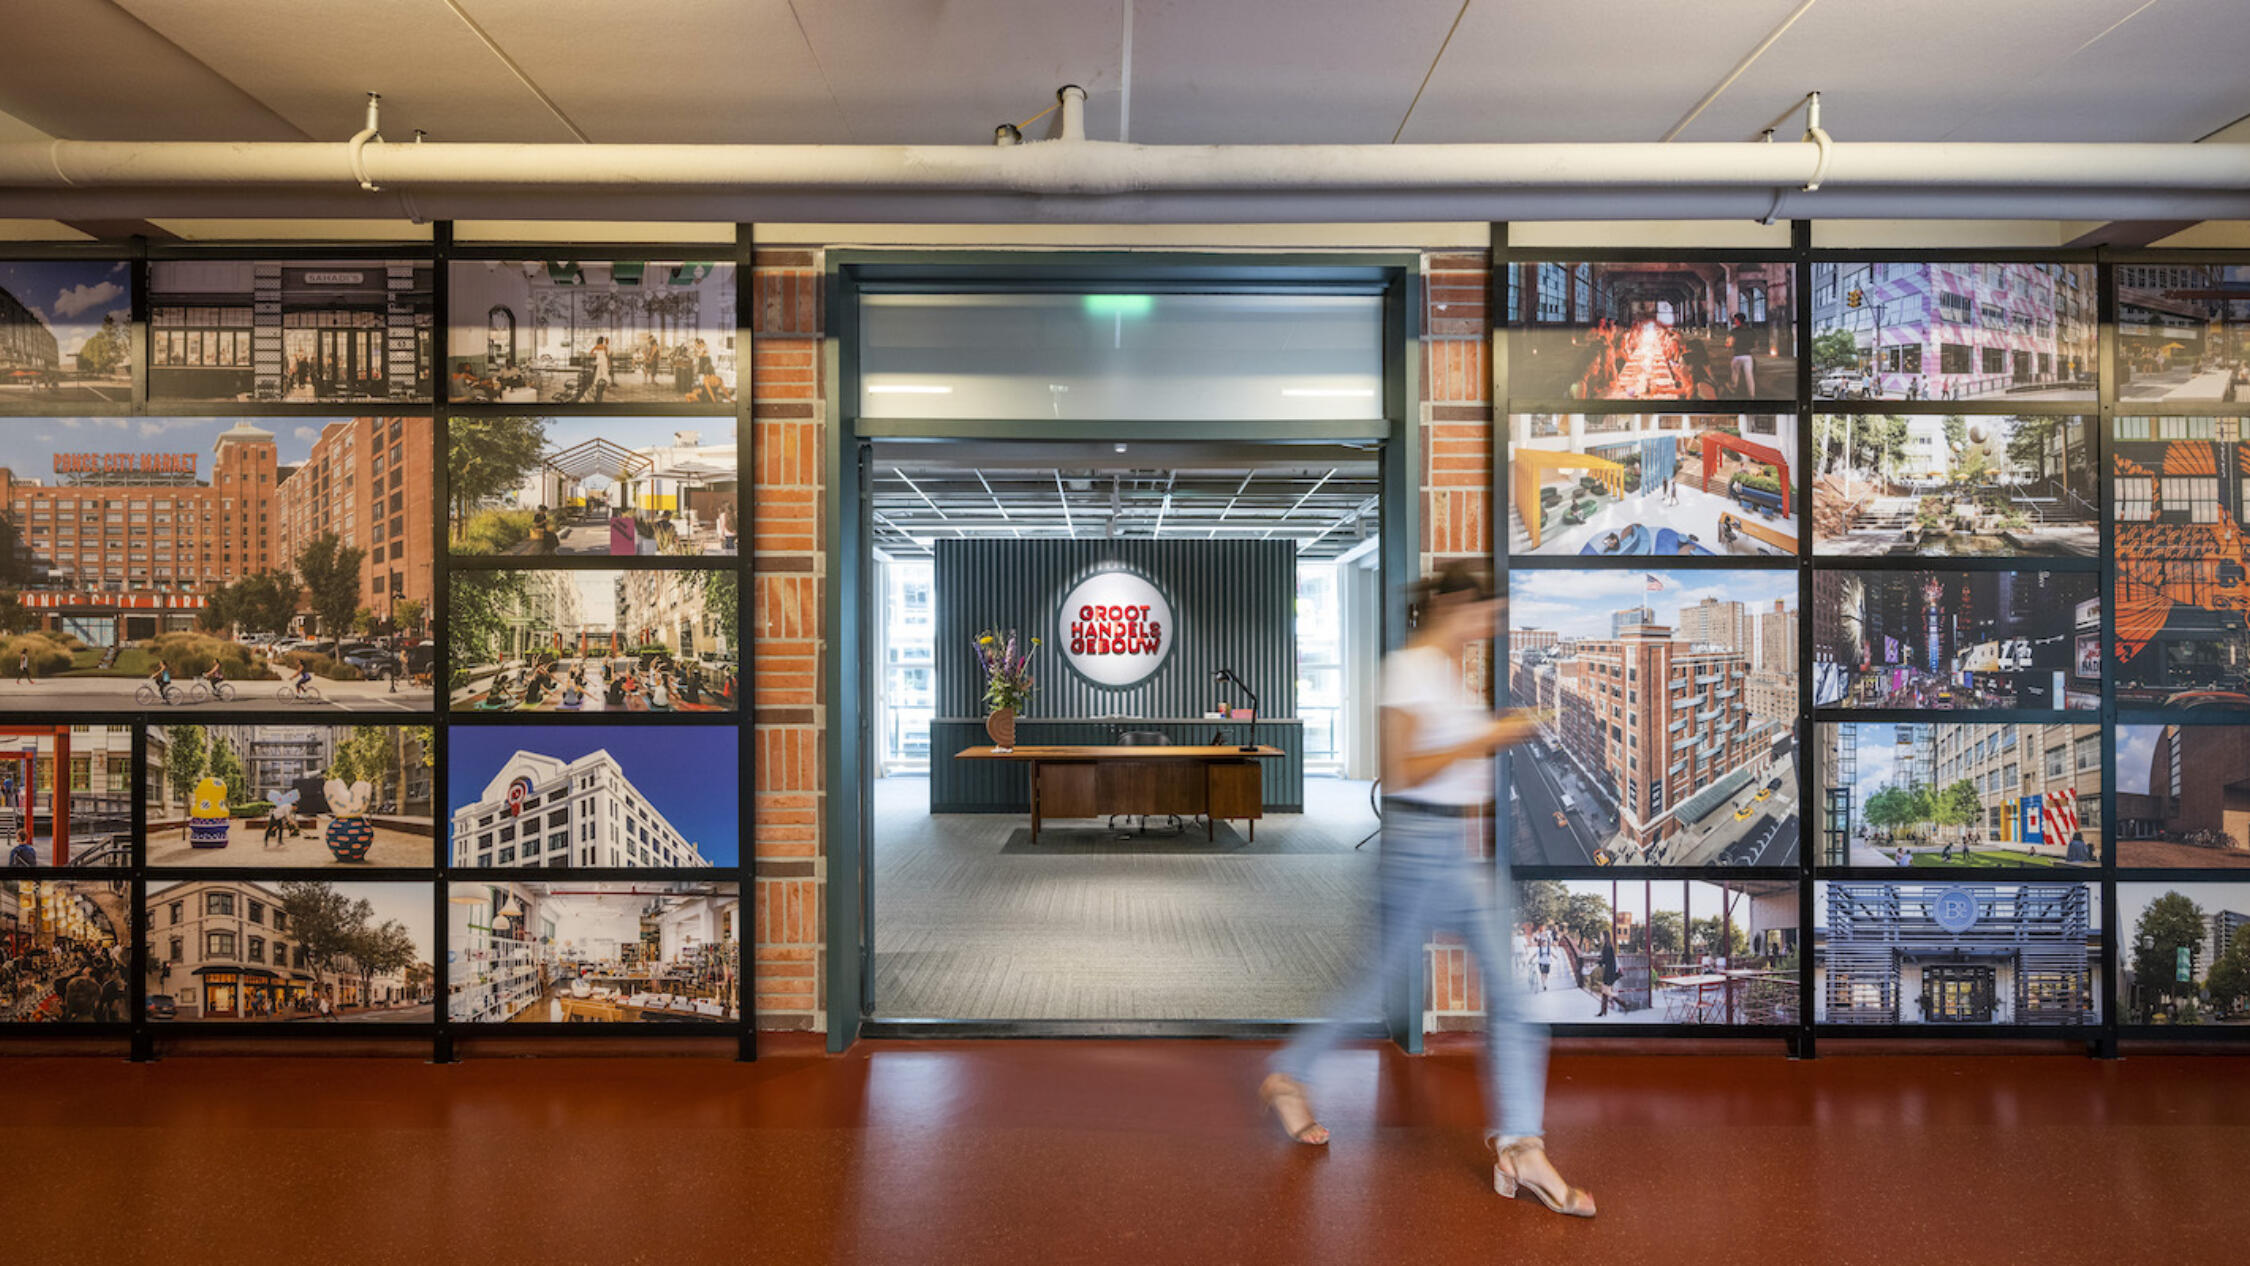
[955,745,1285,844]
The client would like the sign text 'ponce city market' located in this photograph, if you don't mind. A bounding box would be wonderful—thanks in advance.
[52,453,198,476]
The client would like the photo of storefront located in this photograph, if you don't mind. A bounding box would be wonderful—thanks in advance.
[447,260,736,404]
[1810,262,2096,401]
[447,881,738,1023]
[147,259,434,403]
[0,261,133,402]
[1815,882,2100,1025]
[143,879,433,1021]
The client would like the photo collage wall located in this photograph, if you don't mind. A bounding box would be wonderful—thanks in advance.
[1500,253,2250,1039]
[0,247,747,1043]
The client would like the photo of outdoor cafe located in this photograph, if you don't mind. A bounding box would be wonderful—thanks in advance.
[448,881,739,1024]
[447,416,738,557]
[1514,878,1801,1026]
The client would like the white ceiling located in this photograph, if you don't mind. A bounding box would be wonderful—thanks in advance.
[0,0,2241,147]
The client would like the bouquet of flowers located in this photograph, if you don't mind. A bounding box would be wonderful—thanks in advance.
[974,629,1039,714]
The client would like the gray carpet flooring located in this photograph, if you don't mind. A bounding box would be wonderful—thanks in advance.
[871,776,1381,1020]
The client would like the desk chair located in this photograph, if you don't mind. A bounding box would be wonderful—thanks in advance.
[1111,729,1186,835]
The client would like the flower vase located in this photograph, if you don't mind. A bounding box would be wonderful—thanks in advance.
[986,707,1017,752]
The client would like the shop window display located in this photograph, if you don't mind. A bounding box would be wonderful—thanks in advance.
[148,260,433,403]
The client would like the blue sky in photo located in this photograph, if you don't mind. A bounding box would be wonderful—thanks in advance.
[2115,725,2160,797]
[0,260,131,359]
[448,725,740,865]
[0,416,354,478]
[1509,569,1798,643]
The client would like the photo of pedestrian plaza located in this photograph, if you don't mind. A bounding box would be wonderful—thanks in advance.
[1816,723,2099,870]
[449,726,739,868]
[1,879,128,1022]
[2118,882,2250,1025]
[1815,882,2101,1026]
[0,414,435,713]
[1511,879,1800,1026]
[1812,570,2099,711]
[2115,265,2250,404]
[0,261,133,402]
[2111,416,2250,709]
[2114,726,2250,868]
[144,725,435,869]
[0,725,131,867]
[448,260,737,405]
[448,881,739,1024]
[1812,414,2097,557]
[1507,413,1798,557]
[1810,262,2096,401]
[1504,260,1796,401]
[1508,570,1799,867]
[147,259,434,403]
[143,879,434,1022]
[449,569,737,712]
[447,415,738,557]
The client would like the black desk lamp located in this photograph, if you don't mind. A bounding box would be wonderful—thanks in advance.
[1212,668,1259,752]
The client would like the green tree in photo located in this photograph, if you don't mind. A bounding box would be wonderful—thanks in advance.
[448,415,550,542]
[448,572,530,682]
[294,535,366,638]
[1649,909,1685,959]
[703,571,738,654]
[278,881,374,998]
[0,512,30,587]
[1812,328,1861,373]
[1934,779,1984,845]
[162,725,208,808]
[345,918,418,1011]
[205,736,244,801]
[2205,936,2250,1019]
[393,598,426,635]
[351,607,378,635]
[230,570,299,637]
[196,580,239,634]
[1688,916,1751,959]
[1560,891,1613,948]
[1518,880,1570,933]
[76,313,131,378]
[0,592,36,635]
[2131,891,2208,1018]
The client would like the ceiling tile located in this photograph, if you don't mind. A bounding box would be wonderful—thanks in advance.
[0,1,303,139]
[1399,0,1815,142]
[454,0,853,142]
[113,0,582,141]
[1941,0,2250,141]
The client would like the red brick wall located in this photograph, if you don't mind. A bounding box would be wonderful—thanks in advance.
[750,249,826,1030]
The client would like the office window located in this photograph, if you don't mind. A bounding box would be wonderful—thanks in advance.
[206,931,236,958]
[2117,477,2152,523]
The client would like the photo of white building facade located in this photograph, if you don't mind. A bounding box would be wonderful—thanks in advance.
[451,747,713,869]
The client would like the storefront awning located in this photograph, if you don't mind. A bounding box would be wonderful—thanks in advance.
[194,965,279,979]
[1674,763,1760,826]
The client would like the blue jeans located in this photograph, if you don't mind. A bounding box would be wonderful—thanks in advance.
[1273,800,1547,1138]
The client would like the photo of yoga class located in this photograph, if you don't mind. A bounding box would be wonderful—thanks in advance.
[1507,413,1798,557]
[2114,726,2250,868]
[1511,879,1800,1026]
[1812,414,2098,557]
[1812,570,2099,711]
[0,261,132,402]
[448,569,737,712]
[1504,260,1797,401]
[448,726,738,869]
[143,725,434,869]
[1815,882,2101,1026]
[1816,723,2099,870]
[447,881,739,1024]
[447,261,737,405]
[447,415,737,557]
[2117,881,2250,1025]
[1508,570,1799,867]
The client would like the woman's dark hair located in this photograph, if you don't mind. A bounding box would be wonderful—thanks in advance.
[1408,560,1495,629]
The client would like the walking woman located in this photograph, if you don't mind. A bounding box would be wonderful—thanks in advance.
[1260,561,1595,1218]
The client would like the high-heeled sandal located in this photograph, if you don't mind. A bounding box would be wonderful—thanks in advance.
[1258,1073,1330,1145]
[1490,1136,1596,1218]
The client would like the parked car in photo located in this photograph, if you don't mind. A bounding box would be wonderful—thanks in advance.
[147,994,178,1021]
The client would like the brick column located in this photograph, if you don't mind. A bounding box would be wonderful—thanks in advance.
[749,250,825,1030]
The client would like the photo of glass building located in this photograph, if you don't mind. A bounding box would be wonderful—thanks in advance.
[1815,882,2101,1026]
[0,261,133,402]
[1810,262,2095,401]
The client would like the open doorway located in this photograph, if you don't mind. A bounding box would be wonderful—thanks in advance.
[864,441,1385,1022]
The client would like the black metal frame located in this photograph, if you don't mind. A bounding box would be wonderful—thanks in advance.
[0,226,756,1060]
[1493,227,2250,1056]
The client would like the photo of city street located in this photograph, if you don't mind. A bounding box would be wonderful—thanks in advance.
[448,416,737,557]
[0,415,434,713]
[1812,570,2099,710]
[0,261,132,402]
[144,725,434,869]
[1,879,128,1021]
[2116,265,2249,404]
[1811,262,2095,401]
[448,881,739,1024]
[448,260,737,405]
[1813,414,2097,557]
[2118,882,2250,1025]
[1507,413,1798,557]
[2111,416,2250,708]
[449,569,737,712]
[2116,726,2250,868]
[1510,879,1800,1026]
[1507,570,1799,867]
[1504,261,1796,401]
[1815,881,2101,1025]
[142,879,434,1022]
[0,725,131,867]
[1817,723,2099,870]
[147,259,433,403]
[450,726,738,868]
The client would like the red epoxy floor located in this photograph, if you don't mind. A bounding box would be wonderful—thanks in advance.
[9,1037,2246,1265]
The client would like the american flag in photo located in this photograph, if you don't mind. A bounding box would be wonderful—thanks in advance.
[1645,573,1665,592]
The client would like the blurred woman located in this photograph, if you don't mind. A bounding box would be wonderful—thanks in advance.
[1260,561,1595,1218]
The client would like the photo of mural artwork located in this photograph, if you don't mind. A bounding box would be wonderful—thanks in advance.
[1508,414,1798,557]
[1504,261,1797,401]
[2111,416,2250,708]
[1810,262,2096,402]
